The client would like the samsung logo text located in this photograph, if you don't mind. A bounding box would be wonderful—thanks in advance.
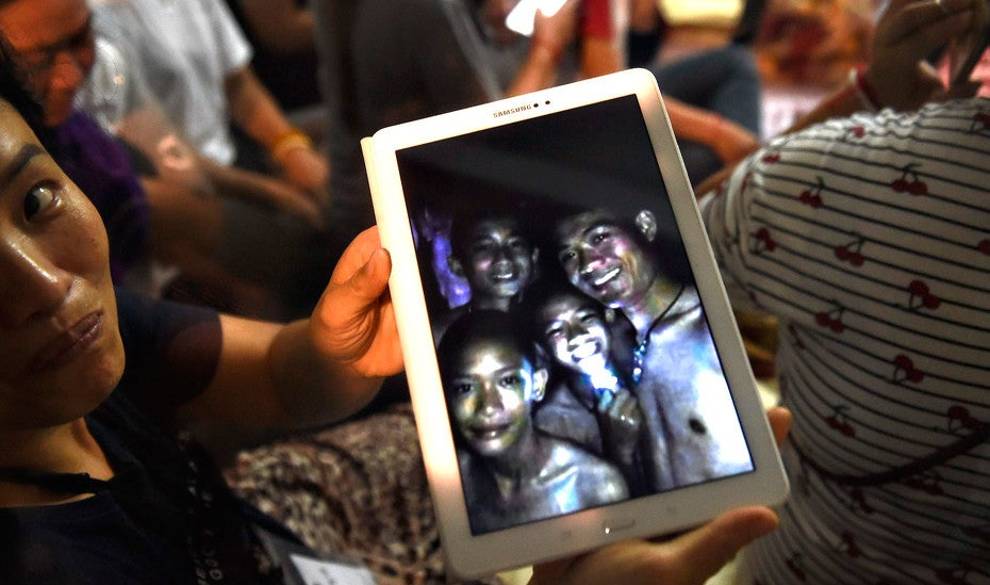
[493,105,533,118]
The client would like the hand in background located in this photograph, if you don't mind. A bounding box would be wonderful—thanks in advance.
[866,0,978,110]
[530,408,792,585]
[260,176,325,229]
[310,227,402,378]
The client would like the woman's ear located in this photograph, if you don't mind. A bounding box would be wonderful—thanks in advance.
[635,210,658,243]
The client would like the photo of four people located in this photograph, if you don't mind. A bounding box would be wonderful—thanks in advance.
[395,96,753,535]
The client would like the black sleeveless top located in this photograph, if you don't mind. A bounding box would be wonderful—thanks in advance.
[0,291,291,584]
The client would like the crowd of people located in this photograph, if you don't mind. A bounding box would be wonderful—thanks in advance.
[0,0,986,584]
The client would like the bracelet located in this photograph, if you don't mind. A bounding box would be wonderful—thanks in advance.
[849,66,882,111]
[270,129,313,162]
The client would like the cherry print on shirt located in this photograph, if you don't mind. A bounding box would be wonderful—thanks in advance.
[892,354,925,384]
[799,176,825,208]
[815,302,846,333]
[908,280,941,311]
[834,236,866,267]
[978,239,990,256]
[890,163,928,196]
[751,227,778,254]
[947,406,981,433]
[824,405,856,437]
[847,125,866,139]
[762,151,781,164]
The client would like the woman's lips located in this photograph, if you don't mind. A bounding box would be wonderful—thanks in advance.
[28,311,104,374]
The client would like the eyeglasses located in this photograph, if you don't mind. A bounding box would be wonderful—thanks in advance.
[17,16,95,83]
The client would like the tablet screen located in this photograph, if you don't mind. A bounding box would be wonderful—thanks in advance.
[395,95,755,535]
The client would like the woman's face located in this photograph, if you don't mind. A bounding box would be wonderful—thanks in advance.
[0,0,95,126]
[0,102,123,431]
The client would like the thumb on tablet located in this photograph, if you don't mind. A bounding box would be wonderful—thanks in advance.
[530,507,777,585]
[342,247,391,308]
[311,227,400,374]
[658,506,778,585]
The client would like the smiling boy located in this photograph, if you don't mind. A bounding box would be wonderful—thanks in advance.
[438,311,628,534]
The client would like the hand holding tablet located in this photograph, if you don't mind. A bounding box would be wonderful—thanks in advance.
[362,69,789,578]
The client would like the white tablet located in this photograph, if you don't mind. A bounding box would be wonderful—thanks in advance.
[362,68,788,579]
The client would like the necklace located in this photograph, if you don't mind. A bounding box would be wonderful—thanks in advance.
[631,285,685,384]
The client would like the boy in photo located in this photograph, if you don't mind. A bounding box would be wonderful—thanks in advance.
[448,213,538,313]
[528,281,674,494]
[438,311,628,534]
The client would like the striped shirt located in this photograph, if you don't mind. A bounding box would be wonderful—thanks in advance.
[700,98,990,585]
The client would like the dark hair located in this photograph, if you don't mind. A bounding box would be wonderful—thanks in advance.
[449,208,530,262]
[437,310,534,386]
[0,32,53,149]
[520,277,604,343]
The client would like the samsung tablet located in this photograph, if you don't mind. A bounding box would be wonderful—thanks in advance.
[361,68,788,579]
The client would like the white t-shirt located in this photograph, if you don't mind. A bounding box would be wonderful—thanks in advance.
[83,0,253,165]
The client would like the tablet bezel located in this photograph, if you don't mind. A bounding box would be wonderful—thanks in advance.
[363,68,788,579]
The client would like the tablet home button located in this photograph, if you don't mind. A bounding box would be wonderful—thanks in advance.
[603,518,636,535]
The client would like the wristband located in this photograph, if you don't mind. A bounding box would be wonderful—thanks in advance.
[849,66,882,111]
[270,129,313,162]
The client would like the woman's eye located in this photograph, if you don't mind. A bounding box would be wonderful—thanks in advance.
[546,325,564,338]
[24,182,59,220]
[499,374,521,387]
[558,249,576,263]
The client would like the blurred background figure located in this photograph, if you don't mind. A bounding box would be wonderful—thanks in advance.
[225,0,324,124]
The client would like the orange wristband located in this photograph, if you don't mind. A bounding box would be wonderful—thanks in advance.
[270,129,313,162]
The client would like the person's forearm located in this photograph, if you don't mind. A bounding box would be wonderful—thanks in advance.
[581,36,622,79]
[198,154,291,207]
[268,320,384,429]
[629,0,660,32]
[507,44,564,96]
[666,98,725,146]
[225,66,297,153]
